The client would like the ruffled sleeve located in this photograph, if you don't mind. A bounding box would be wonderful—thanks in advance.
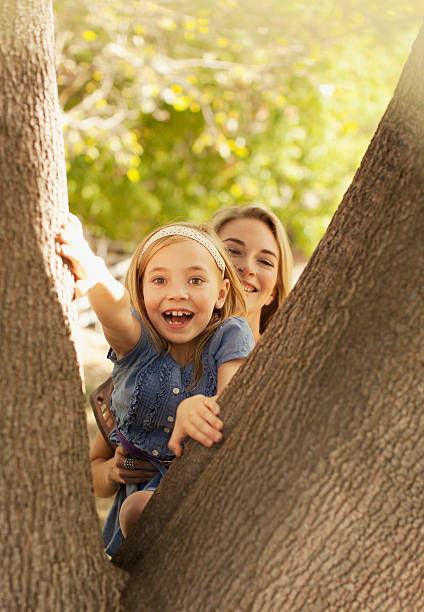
[107,308,153,365]
[208,317,254,368]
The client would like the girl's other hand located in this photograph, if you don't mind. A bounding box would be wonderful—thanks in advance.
[168,395,224,458]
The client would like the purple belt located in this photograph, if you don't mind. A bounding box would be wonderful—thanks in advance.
[115,428,174,467]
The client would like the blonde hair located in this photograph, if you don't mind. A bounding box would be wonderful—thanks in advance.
[210,203,293,334]
[125,222,247,387]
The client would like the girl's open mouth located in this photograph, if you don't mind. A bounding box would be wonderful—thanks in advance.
[163,310,194,325]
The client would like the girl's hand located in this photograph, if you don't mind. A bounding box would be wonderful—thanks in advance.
[110,445,158,486]
[58,213,106,296]
[168,395,224,458]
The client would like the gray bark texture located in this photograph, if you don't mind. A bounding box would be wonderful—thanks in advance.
[115,24,424,612]
[0,2,125,610]
[1,1,423,610]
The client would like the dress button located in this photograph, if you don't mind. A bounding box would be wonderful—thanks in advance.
[164,427,170,433]
[167,415,174,423]
[152,449,159,457]
[173,387,180,395]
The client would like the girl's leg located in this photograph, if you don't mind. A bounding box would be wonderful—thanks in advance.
[119,490,154,538]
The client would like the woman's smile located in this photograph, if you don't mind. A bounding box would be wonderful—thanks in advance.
[241,281,257,293]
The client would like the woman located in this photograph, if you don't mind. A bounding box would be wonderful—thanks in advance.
[211,203,292,342]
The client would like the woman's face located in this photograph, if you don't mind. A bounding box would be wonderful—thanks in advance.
[218,218,279,318]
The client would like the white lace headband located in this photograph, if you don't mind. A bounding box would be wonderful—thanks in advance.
[142,226,225,276]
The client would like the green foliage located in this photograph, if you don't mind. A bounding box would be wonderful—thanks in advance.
[55,0,422,256]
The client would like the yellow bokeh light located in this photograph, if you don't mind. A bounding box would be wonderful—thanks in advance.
[127,168,140,182]
[83,30,97,41]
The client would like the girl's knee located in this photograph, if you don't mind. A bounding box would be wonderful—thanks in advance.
[120,490,153,537]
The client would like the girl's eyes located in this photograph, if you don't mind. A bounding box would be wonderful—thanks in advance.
[151,277,204,285]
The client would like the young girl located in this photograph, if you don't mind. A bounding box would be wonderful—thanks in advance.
[59,215,254,555]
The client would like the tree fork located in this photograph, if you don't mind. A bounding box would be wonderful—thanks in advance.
[117,24,424,611]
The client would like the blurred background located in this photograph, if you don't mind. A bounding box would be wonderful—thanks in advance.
[55,0,422,261]
[54,0,422,522]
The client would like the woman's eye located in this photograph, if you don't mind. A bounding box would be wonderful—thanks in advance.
[259,258,274,267]
[189,277,203,285]
[227,247,240,256]
[152,277,166,285]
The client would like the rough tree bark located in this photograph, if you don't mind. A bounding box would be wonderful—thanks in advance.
[114,25,424,612]
[0,2,125,610]
[2,1,423,610]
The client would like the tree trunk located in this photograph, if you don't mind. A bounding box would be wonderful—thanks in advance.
[115,25,424,611]
[2,2,423,610]
[0,2,125,610]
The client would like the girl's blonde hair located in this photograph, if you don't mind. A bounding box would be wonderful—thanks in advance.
[125,222,247,387]
[210,203,293,334]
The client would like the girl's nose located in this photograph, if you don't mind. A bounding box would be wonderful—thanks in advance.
[168,283,188,299]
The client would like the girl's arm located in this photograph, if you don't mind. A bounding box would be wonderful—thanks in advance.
[90,431,157,497]
[59,214,140,357]
[216,358,244,395]
[168,357,244,457]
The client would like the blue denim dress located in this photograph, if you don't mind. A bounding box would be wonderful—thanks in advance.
[102,316,254,556]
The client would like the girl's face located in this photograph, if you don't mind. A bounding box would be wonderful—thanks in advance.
[142,239,229,352]
[218,218,279,318]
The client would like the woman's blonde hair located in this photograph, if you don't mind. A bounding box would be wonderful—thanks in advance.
[210,203,293,334]
[125,222,247,387]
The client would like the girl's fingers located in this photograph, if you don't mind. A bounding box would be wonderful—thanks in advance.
[169,396,224,455]
[190,413,223,443]
[181,398,222,429]
[175,410,222,447]
[203,396,221,416]
[59,229,86,250]
[168,428,184,457]
[196,403,223,431]
[60,249,89,283]
[59,217,86,250]
[59,243,78,262]
[183,425,221,449]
